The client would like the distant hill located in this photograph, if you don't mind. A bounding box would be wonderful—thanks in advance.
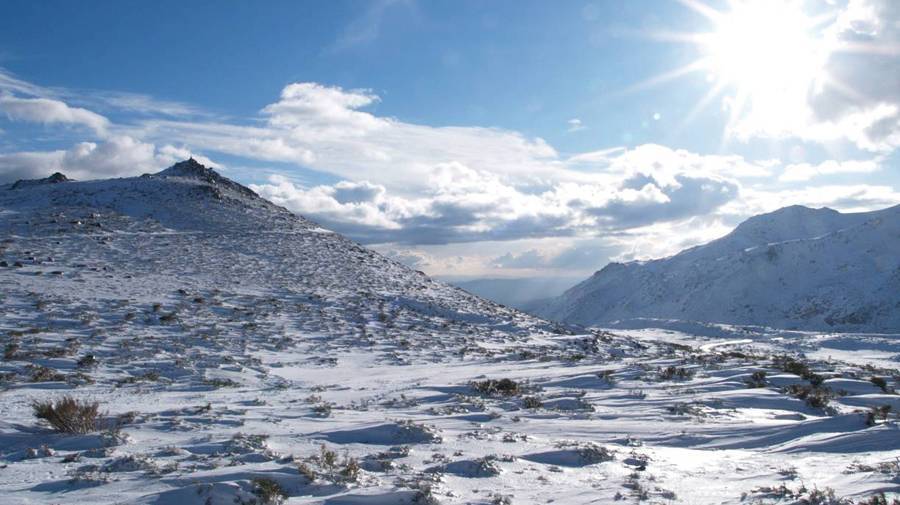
[448,276,581,309]
[533,205,900,332]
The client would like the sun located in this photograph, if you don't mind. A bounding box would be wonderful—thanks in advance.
[703,1,821,96]
[698,0,830,136]
[630,0,836,140]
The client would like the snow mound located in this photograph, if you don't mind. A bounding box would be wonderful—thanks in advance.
[323,422,442,445]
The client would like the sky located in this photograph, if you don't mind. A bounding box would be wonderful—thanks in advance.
[0,0,898,280]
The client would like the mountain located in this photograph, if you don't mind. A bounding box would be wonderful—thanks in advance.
[0,159,552,336]
[534,205,900,332]
[447,276,581,310]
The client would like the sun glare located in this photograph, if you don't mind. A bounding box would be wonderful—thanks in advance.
[693,0,830,137]
[704,1,821,95]
[699,1,829,136]
[634,0,840,139]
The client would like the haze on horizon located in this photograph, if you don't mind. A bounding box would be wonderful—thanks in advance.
[0,0,898,281]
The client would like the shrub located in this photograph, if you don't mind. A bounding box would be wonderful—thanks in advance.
[866,405,892,426]
[523,396,543,409]
[251,477,288,505]
[657,366,694,381]
[32,397,100,433]
[77,354,98,368]
[857,493,900,505]
[312,403,332,417]
[29,365,65,383]
[784,384,832,410]
[747,371,767,388]
[298,445,360,484]
[472,378,522,397]
[870,376,889,393]
[3,342,19,360]
[775,356,823,385]
[597,370,616,384]
[340,456,360,482]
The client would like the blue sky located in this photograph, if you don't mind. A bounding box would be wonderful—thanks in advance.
[1,0,898,279]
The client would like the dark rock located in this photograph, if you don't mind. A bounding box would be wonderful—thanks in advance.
[10,172,72,190]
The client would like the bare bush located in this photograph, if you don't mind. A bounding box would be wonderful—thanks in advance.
[251,477,288,505]
[32,396,100,434]
[471,378,522,397]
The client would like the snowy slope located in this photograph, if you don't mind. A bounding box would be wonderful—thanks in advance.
[3,162,900,505]
[535,205,900,331]
[0,159,553,331]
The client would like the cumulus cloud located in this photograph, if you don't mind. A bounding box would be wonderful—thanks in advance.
[0,93,109,135]
[0,135,210,183]
[262,82,384,133]
[808,0,900,151]
[131,83,562,193]
[570,143,776,179]
[251,147,747,245]
[118,82,783,246]
[491,249,549,269]
[584,173,739,228]
[729,0,900,151]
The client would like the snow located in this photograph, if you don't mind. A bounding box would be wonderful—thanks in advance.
[2,163,900,504]
[535,205,900,332]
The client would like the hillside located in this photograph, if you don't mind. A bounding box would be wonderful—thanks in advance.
[534,205,900,332]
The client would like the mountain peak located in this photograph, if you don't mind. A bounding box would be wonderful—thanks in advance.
[155,158,257,198]
[726,204,845,245]
[535,203,900,331]
[156,157,216,179]
[9,171,72,190]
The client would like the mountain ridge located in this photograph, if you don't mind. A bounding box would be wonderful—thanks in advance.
[0,159,557,335]
[534,204,900,332]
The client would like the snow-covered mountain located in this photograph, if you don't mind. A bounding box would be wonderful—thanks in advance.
[535,205,900,332]
[0,159,553,335]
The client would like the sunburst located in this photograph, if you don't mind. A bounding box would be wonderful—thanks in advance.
[625,0,882,143]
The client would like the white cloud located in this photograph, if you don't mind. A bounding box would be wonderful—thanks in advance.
[0,93,109,136]
[729,0,900,152]
[0,68,46,97]
[251,146,749,245]
[84,91,206,118]
[567,118,585,132]
[726,184,900,217]
[570,143,775,179]
[262,82,384,132]
[0,67,206,122]
[329,0,412,52]
[0,135,211,183]
[779,158,882,182]
[133,85,790,216]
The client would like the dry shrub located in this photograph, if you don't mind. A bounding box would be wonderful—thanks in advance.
[32,396,100,434]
